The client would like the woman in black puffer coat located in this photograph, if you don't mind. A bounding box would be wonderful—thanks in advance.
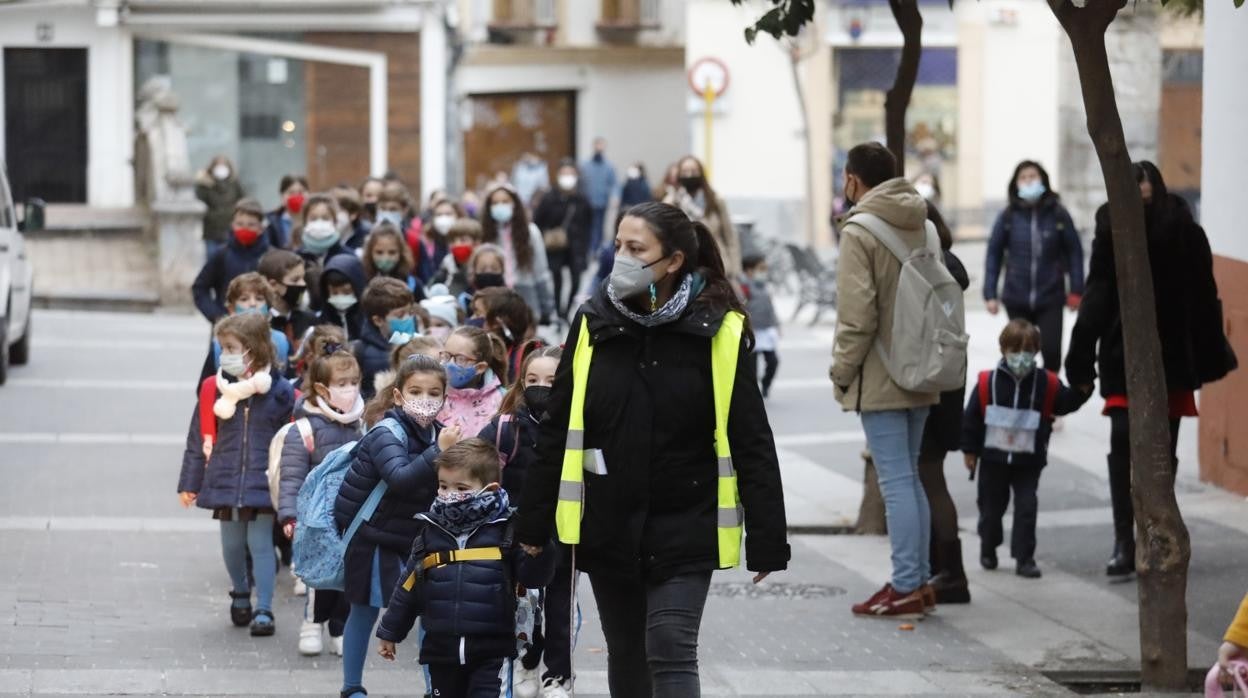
[1066,161,1237,578]
[332,355,462,698]
[518,202,789,697]
[917,202,972,604]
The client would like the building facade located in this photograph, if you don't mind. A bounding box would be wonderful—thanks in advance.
[0,0,449,211]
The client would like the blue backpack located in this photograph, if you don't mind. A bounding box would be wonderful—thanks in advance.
[292,418,407,591]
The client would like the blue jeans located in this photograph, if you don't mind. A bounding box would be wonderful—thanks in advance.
[590,206,608,254]
[861,408,932,594]
[218,513,276,611]
[341,603,379,696]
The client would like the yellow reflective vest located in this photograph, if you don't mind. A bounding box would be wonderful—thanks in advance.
[554,311,746,568]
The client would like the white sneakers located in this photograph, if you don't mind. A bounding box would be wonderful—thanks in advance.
[298,621,323,656]
[513,667,540,698]
[541,678,572,698]
[328,635,344,657]
[292,572,307,597]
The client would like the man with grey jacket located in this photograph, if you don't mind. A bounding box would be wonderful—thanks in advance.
[830,142,940,619]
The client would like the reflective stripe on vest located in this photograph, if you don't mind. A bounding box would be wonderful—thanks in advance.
[554,311,746,569]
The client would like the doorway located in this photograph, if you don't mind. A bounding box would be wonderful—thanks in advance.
[463,91,576,199]
[4,48,89,203]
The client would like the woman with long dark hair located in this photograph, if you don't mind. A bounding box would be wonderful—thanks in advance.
[1066,161,1237,578]
[480,184,556,324]
[517,202,789,697]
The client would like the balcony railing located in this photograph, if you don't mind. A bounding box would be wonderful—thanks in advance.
[598,0,661,30]
[490,0,557,30]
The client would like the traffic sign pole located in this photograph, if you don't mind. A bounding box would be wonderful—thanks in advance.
[704,82,715,181]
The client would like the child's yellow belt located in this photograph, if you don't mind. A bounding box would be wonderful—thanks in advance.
[401,547,504,592]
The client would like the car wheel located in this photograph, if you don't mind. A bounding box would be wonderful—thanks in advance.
[10,314,29,365]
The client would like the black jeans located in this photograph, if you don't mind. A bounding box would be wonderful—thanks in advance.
[1006,303,1064,373]
[589,570,712,698]
[754,351,779,396]
[1107,410,1181,544]
[547,249,586,319]
[521,544,575,681]
[977,461,1042,562]
[427,657,509,697]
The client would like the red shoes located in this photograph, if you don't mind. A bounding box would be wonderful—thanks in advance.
[851,583,928,620]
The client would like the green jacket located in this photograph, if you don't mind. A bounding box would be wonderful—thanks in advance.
[195,174,246,243]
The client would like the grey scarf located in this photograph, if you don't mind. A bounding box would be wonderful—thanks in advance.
[607,274,694,328]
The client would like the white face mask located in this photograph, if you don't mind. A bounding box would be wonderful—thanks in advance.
[327,294,357,311]
[220,352,248,378]
[558,174,578,191]
[212,164,231,181]
[433,214,456,235]
[627,167,641,180]
[914,182,936,201]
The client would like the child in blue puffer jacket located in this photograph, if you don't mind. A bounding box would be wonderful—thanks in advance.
[333,354,463,698]
[178,313,295,637]
[376,438,555,696]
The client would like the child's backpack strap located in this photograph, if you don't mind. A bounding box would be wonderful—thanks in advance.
[400,527,428,593]
[1041,370,1060,420]
[294,417,315,454]
[495,415,521,469]
[977,370,993,416]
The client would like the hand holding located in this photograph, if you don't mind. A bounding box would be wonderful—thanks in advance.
[963,453,978,473]
[178,491,197,508]
[283,521,296,539]
[378,639,396,661]
[986,300,1000,316]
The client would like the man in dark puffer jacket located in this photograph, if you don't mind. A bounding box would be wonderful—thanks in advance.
[376,439,555,695]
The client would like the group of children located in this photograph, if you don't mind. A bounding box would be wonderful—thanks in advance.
[178,174,589,698]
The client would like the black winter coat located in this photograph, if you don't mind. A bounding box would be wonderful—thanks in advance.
[191,235,272,322]
[178,371,295,509]
[962,364,1089,468]
[354,321,392,401]
[375,512,555,664]
[1065,190,1235,397]
[334,410,443,606]
[984,194,1084,311]
[298,244,353,313]
[477,409,540,506]
[316,254,367,341]
[920,250,970,458]
[276,408,363,523]
[533,190,593,265]
[516,284,790,582]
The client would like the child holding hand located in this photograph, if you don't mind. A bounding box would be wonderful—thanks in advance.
[962,319,1090,579]
[375,438,554,695]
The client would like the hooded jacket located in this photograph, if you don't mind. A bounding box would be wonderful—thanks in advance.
[276,403,363,524]
[178,369,295,510]
[191,234,272,322]
[315,254,367,341]
[1066,162,1236,396]
[830,177,941,412]
[516,282,790,582]
[375,509,556,664]
[984,163,1084,311]
[437,372,505,439]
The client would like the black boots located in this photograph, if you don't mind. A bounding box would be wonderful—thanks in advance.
[929,541,971,604]
[1016,560,1043,579]
[1106,539,1135,578]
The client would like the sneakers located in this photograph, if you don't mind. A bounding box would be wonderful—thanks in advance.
[513,667,540,698]
[1016,560,1042,579]
[292,568,307,597]
[328,635,344,657]
[541,678,573,698]
[298,621,324,655]
[851,584,926,620]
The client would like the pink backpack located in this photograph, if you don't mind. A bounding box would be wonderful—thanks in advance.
[1206,660,1248,697]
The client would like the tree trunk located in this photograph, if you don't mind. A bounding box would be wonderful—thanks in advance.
[856,450,888,535]
[1050,1,1191,689]
[885,0,923,177]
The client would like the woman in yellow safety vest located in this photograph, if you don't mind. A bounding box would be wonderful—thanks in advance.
[516,201,790,697]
